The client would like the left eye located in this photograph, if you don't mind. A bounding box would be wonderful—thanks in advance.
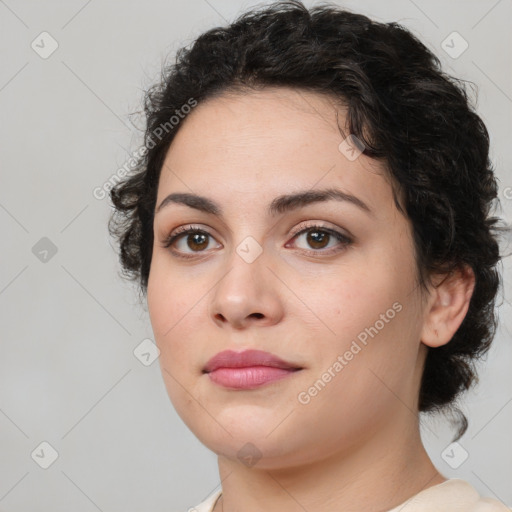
[288,226,352,252]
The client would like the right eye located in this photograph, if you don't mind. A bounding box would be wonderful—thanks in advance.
[161,226,222,257]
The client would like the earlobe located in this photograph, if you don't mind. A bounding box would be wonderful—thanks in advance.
[421,265,476,348]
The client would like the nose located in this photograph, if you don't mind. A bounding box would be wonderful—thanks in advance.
[208,248,284,330]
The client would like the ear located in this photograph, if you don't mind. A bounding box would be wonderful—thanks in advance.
[421,265,476,348]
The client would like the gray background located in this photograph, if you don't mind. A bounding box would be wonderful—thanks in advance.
[1,0,511,511]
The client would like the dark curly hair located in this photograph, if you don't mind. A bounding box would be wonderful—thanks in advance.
[109,0,504,438]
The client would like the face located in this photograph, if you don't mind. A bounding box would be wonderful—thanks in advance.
[147,87,429,469]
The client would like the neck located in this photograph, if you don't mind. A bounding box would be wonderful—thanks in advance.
[216,416,445,512]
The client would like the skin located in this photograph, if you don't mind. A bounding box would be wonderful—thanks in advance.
[147,87,475,512]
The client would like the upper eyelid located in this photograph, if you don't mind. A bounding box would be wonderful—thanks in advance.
[169,221,346,238]
[165,222,351,247]
[290,221,350,238]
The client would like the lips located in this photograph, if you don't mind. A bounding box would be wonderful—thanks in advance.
[203,349,302,389]
[203,349,301,373]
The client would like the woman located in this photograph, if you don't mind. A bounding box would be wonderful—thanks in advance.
[109,1,509,510]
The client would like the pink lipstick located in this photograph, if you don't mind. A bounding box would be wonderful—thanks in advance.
[203,349,302,389]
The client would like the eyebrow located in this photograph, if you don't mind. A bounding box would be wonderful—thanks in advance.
[155,187,373,217]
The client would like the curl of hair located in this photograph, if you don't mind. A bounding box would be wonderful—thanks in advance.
[109,0,504,438]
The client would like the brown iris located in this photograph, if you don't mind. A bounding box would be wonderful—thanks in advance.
[305,229,330,249]
[187,232,209,251]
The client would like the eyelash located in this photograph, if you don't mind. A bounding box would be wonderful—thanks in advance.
[160,222,353,259]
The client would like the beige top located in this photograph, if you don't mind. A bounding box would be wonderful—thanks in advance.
[190,479,510,512]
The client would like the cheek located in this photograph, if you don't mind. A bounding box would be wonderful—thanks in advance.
[147,253,195,333]
[317,273,396,339]
[147,274,201,420]
[315,254,422,378]
[147,261,194,367]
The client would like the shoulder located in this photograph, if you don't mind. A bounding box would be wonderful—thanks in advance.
[185,483,511,512]
[470,497,511,511]
[444,480,510,512]
[187,489,222,512]
[387,479,510,512]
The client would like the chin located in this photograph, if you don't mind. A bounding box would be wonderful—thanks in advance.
[185,415,320,471]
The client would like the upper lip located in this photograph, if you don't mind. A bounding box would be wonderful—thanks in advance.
[203,349,302,373]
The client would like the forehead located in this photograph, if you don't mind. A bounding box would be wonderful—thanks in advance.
[157,87,394,217]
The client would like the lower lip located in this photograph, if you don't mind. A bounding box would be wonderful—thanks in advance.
[206,366,300,389]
